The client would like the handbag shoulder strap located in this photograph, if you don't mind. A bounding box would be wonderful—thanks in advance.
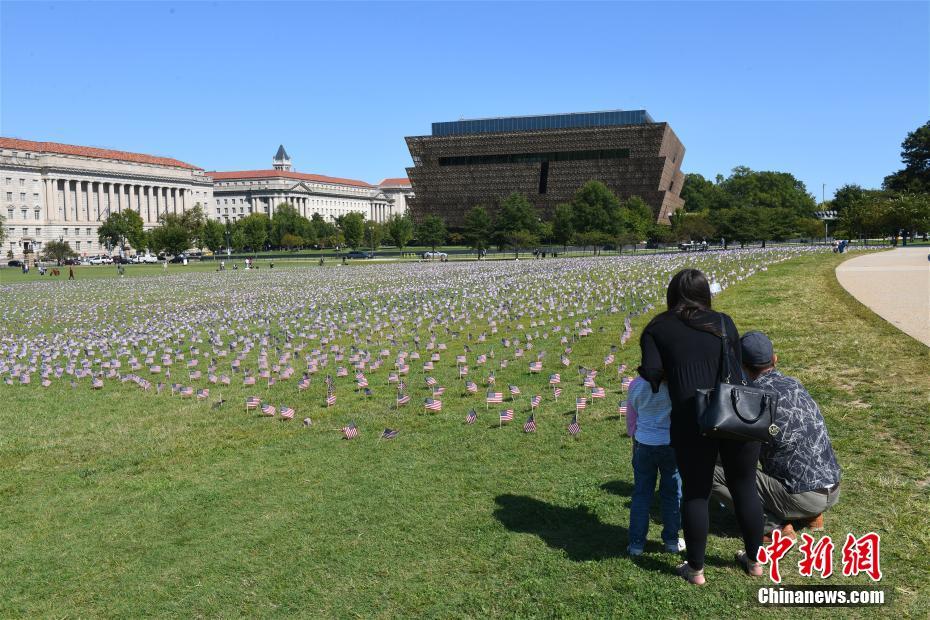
[717,315,733,383]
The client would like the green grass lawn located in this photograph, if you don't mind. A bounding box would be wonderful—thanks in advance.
[0,252,927,618]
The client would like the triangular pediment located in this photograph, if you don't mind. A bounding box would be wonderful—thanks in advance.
[287,181,315,194]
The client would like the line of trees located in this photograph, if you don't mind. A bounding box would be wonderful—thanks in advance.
[830,121,930,242]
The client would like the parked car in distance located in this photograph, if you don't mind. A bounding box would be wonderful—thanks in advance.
[7,259,24,267]
[132,254,158,264]
[343,251,374,259]
[678,241,708,252]
[63,257,80,265]
[169,254,189,264]
[421,251,448,259]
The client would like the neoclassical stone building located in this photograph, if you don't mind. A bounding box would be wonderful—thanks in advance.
[209,146,411,224]
[1,137,213,259]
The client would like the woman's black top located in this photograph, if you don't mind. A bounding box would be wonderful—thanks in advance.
[638,309,742,445]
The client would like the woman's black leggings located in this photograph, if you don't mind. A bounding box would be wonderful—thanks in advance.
[674,435,762,570]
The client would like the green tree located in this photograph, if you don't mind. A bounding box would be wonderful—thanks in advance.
[462,206,493,254]
[507,230,540,258]
[179,204,207,250]
[495,192,540,255]
[385,214,414,252]
[41,239,77,263]
[280,232,303,249]
[417,215,447,251]
[311,213,339,248]
[339,212,365,249]
[552,203,575,250]
[569,182,619,235]
[230,227,247,252]
[884,120,930,193]
[710,207,766,247]
[719,167,817,216]
[671,211,716,241]
[97,210,144,252]
[680,173,731,212]
[202,219,227,253]
[150,218,191,256]
[0,214,5,248]
[363,220,384,252]
[270,204,304,248]
[831,184,866,215]
[237,213,270,251]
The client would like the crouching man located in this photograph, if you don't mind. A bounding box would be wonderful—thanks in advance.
[712,331,841,540]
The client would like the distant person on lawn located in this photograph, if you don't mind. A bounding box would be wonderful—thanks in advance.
[625,372,684,556]
[712,331,841,540]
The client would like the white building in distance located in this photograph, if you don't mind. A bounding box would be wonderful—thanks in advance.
[1,137,213,259]
[208,146,411,224]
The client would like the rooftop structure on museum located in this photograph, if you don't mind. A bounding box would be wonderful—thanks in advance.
[406,109,684,226]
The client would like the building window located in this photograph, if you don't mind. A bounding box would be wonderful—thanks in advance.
[5,178,10,185]
[7,192,12,202]
[34,210,40,220]
[6,208,11,219]
[19,179,24,186]
[21,209,27,219]
[20,193,26,202]
[35,228,41,236]
[75,241,81,249]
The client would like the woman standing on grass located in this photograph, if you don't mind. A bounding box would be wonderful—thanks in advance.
[638,268,763,585]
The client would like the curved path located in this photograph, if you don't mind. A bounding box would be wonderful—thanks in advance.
[835,248,929,346]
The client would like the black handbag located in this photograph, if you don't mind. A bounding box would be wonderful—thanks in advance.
[695,316,780,443]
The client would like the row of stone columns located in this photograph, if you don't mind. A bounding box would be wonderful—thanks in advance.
[370,203,392,222]
[43,178,190,224]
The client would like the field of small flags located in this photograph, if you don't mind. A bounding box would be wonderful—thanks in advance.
[7,248,924,617]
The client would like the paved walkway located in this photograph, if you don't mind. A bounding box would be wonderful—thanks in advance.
[835,248,930,346]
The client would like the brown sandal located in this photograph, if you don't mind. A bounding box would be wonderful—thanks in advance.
[676,561,706,585]
[736,550,763,577]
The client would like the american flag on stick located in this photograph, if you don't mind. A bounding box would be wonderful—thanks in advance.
[508,384,521,398]
[549,373,561,385]
[396,391,410,407]
[465,409,477,424]
[486,391,503,407]
[576,397,587,411]
[342,421,358,439]
[424,398,442,412]
[553,386,563,399]
[465,380,478,394]
[621,376,634,390]
[196,388,209,400]
[531,394,542,409]
[500,408,514,423]
[523,414,537,433]
[381,428,399,440]
[261,403,276,416]
[280,405,295,420]
[568,414,580,436]
[618,401,628,415]
[246,396,260,410]
[591,386,606,399]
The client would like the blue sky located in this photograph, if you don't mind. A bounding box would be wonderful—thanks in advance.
[1,1,927,197]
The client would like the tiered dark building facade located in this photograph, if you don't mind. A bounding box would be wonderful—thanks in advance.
[405,110,685,227]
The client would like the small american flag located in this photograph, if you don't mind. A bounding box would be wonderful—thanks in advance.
[568,414,580,436]
[261,403,276,416]
[280,405,295,420]
[196,388,209,400]
[396,392,410,406]
[425,376,437,387]
[618,401,628,415]
[465,380,478,393]
[523,414,537,433]
[243,376,256,386]
[591,386,606,399]
[528,361,542,373]
[553,386,563,398]
[465,409,477,424]
[298,376,310,391]
[381,428,399,440]
[92,377,104,389]
[500,409,514,422]
[433,386,446,396]
[621,376,634,390]
[424,398,442,412]
[508,384,521,397]
[342,421,358,439]
[486,391,503,404]
[583,376,596,388]
[576,397,587,411]
[180,386,194,397]
[549,373,561,384]
[246,396,260,410]
[531,394,542,409]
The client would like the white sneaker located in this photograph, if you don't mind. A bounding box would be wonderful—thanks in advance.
[664,538,686,553]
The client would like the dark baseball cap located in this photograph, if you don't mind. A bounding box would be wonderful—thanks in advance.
[740,331,774,366]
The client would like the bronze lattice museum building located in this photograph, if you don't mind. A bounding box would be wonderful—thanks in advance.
[405,110,685,227]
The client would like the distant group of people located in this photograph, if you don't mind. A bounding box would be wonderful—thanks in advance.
[832,239,850,253]
[624,268,841,585]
